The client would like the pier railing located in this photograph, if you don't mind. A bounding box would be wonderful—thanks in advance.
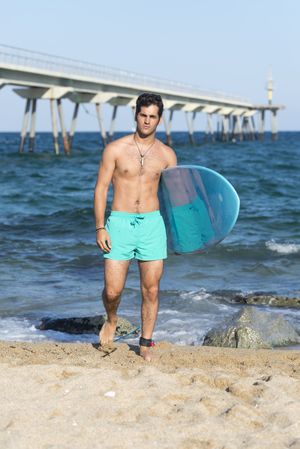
[0,44,249,103]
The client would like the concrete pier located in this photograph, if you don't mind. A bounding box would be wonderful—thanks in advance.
[0,44,285,151]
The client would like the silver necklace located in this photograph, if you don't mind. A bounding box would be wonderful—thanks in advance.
[134,135,156,167]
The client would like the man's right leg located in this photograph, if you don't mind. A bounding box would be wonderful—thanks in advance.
[100,259,131,345]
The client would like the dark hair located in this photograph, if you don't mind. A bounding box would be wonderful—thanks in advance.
[135,92,164,119]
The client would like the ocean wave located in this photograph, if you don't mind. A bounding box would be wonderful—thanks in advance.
[266,240,300,255]
[0,316,98,343]
[179,289,210,301]
[0,317,47,342]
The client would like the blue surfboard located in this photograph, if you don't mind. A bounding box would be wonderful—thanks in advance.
[159,165,240,254]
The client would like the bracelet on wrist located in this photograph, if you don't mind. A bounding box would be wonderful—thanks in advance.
[96,226,105,232]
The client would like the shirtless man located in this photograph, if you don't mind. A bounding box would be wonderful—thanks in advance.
[94,93,177,361]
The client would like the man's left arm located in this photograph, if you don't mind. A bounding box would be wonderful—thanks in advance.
[166,147,177,168]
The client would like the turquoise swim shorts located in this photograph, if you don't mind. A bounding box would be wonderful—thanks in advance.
[103,210,167,261]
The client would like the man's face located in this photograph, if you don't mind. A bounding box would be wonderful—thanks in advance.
[136,105,161,137]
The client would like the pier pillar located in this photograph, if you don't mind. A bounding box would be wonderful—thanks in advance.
[69,103,79,150]
[109,105,118,141]
[192,111,197,143]
[163,115,169,145]
[235,116,243,141]
[57,99,70,154]
[259,110,265,140]
[131,106,136,123]
[19,99,31,153]
[163,110,173,146]
[168,110,174,146]
[251,116,257,140]
[216,119,220,141]
[192,111,197,130]
[95,103,107,147]
[205,113,215,142]
[222,115,230,142]
[50,99,60,155]
[229,115,233,138]
[185,111,195,145]
[247,118,254,140]
[232,116,237,140]
[29,99,37,152]
[271,110,278,141]
[242,117,249,140]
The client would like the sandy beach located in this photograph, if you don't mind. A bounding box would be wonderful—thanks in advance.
[0,341,299,449]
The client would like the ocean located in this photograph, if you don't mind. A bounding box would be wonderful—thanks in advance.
[0,131,299,345]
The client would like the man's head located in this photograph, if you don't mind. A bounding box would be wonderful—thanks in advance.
[135,93,164,120]
[135,93,164,138]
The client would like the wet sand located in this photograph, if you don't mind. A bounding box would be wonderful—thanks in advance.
[0,341,299,449]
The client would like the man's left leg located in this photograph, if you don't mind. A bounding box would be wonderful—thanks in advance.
[138,259,164,362]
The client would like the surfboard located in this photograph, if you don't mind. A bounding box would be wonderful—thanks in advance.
[159,165,240,254]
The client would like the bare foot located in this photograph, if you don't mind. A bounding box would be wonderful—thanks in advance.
[99,320,117,346]
[140,346,153,362]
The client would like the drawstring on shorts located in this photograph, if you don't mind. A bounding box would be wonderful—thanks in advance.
[130,216,145,227]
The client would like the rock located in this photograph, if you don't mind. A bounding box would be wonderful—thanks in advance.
[203,308,300,349]
[213,290,300,308]
[232,294,300,308]
[37,315,137,337]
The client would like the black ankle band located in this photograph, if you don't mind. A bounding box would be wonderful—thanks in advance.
[139,337,155,347]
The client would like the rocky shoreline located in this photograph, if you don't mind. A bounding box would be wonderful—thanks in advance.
[36,293,300,350]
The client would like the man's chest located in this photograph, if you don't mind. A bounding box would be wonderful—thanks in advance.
[115,152,167,180]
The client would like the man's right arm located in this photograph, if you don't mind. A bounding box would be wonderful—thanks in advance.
[94,143,116,252]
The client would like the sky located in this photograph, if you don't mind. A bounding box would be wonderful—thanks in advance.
[0,0,299,132]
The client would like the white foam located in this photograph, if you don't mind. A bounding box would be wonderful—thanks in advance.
[179,289,210,301]
[0,317,47,342]
[158,309,180,316]
[266,240,300,255]
[0,317,98,343]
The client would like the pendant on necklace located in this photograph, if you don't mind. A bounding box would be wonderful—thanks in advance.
[140,156,144,167]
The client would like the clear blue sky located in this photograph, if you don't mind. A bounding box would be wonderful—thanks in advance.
[0,0,299,131]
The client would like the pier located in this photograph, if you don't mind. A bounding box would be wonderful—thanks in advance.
[0,44,284,153]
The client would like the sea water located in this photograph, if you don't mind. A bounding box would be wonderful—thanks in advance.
[0,132,299,344]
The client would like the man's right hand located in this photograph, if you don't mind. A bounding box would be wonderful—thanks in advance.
[96,229,112,253]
